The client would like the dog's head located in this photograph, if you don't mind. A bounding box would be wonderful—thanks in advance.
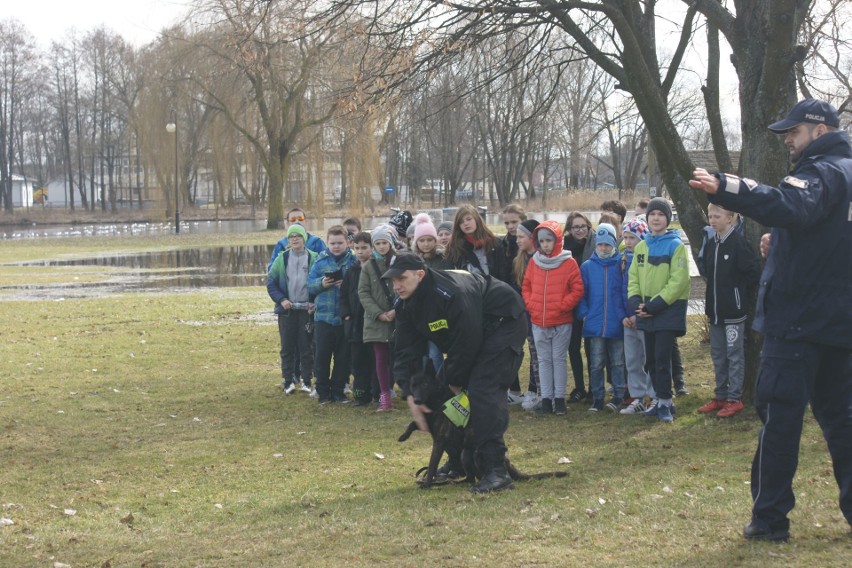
[409,360,443,406]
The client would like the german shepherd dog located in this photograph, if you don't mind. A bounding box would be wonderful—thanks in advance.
[398,362,567,488]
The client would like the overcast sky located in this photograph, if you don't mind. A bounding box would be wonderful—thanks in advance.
[9,0,192,47]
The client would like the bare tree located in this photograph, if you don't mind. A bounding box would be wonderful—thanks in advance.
[0,19,38,212]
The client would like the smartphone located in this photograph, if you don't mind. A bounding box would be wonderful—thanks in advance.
[324,269,343,282]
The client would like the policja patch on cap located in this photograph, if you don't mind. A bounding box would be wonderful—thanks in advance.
[768,98,840,133]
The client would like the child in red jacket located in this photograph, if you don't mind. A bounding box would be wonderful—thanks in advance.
[522,220,584,415]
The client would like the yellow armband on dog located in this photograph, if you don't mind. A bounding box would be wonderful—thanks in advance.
[443,392,470,428]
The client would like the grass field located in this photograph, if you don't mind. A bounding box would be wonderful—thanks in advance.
[0,233,849,567]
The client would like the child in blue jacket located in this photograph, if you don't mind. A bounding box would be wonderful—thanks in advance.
[307,225,357,404]
[579,223,628,412]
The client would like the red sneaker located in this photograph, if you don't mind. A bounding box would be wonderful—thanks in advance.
[717,400,744,417]
[698,399,726,413]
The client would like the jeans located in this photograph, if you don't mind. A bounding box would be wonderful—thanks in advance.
[710,322,745,401]
[624,326,654,399]
[531,323,572,400]
[277,310,313,386]
[313,321,351,401]
[568,318,587,391]
[588,337,626,402]
[426,341,444,373]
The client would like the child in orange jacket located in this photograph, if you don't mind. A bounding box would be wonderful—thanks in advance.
[522,220,584,415]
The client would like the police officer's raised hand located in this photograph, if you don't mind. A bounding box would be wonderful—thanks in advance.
[407,395,431,433]
[689,168,720,194]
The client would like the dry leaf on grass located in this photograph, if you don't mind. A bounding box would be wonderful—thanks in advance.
[64,508,77,516]
[374,453,385,460]
[557,457,572,464]
[0,518,14,526]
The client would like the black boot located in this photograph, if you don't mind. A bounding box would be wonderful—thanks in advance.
[538,398,553,414]
[554,398,567,415]
[471,465,514,493]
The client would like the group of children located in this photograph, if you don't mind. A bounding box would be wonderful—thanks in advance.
[267,195,761,422]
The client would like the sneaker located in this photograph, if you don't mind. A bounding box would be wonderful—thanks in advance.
[657,403,674,423]
[605,399,623,412]
[376,392,393,412]
[353,399,371,407]
[588,399,604,412]
[343,384,352,395]
[642,399,659,417]
[522,394,542,411]
[675,385,689,396]
[538,398,553,414]
[309,388,318,398]
[743,521,790,542]
[698,399,726,413]
[717,400,745,417]
[568,388,587,403]
[620,398,646,415]
[508,391,525,405]
[554,398,567,415]
[284,383,297,395]
[299,382,312,393]
[319,398,332,405]
[332,394,350,404]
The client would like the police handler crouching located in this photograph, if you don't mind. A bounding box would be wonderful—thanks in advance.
[384,252,528,493]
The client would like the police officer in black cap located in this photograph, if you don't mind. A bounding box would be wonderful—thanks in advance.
[690,98,852,541]
[384,252,528,493]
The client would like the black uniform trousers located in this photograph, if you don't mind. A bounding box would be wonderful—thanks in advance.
[467,313,528,469]
[750,337,852,531]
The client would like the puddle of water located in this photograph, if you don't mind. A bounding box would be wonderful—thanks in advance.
[0,245,274,300]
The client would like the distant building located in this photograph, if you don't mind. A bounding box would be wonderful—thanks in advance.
[8,175,35,207]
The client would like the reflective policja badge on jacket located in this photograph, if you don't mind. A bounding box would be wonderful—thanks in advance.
[428,319,448,332]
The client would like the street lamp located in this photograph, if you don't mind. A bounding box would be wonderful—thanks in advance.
[165,114,180,234]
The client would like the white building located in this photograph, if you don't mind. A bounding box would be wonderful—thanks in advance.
[9,175,34,207]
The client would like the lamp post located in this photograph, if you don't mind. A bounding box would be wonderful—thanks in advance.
[165,114,180,234]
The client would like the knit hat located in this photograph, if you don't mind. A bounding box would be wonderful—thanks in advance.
[286,223,307,242]
[536,227,557,244]
[645,197,672,226]
[622,217,649,241]
[406,223,416,239]
[371,223,398,247]
[517,219,540,238]
[595,223,618,249]
[437,221,453,234]
[413,213,438,242]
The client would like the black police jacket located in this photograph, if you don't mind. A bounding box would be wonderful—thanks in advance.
[392,268,525,398]
[709,130,852,348]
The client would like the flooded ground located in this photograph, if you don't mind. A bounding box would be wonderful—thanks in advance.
[0,245,273,301]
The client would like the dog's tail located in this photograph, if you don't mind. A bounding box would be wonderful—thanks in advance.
[506,459,568,481]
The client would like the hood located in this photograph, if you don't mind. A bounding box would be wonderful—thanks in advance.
[645,229,682,246]
[531,220,565,257]
[799,130,852,164]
